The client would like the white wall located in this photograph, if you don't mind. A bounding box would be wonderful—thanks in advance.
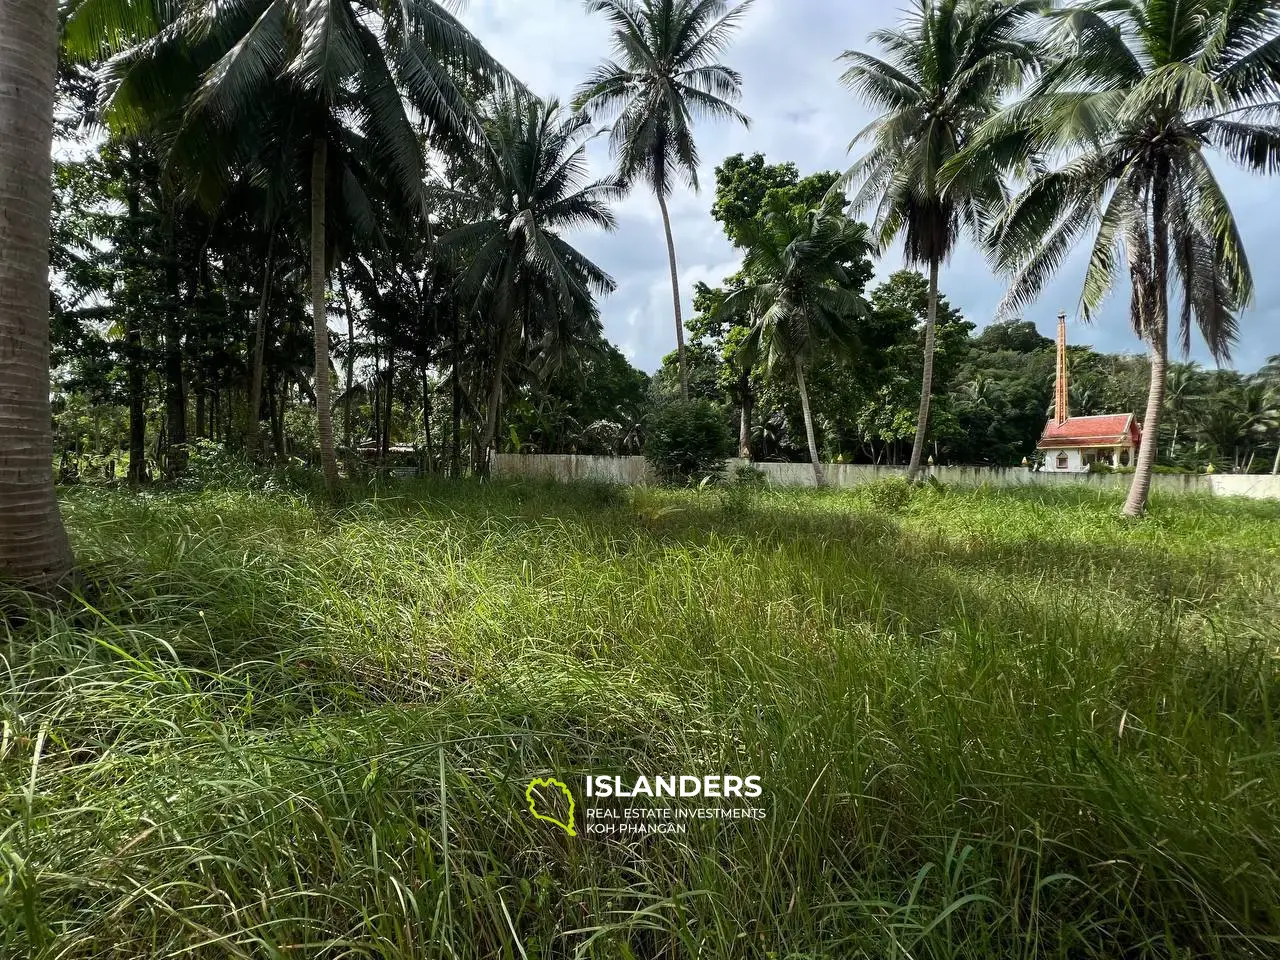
[1044,448,1086,473]
[1209,474,1280,501]
[490,454,1279,501]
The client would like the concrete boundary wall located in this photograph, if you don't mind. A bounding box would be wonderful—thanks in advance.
[490,454,1280,501]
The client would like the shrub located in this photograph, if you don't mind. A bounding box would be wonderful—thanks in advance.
[856,476,916,512]
[732,464,768,489]
[179,439,259,490]
[644,399,733,485]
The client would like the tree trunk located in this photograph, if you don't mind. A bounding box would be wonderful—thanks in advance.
[270,374,285,459]
[339,264,356,448]
[795,358,825,488]
[382,341,395,459]
[0,0,74,589]
[163,228,186,479]
[1123,168,1170,519]
[245,227,276,459]
[123,146,147,485]
[738,367,753,459]
[1272,444,1279,475]
[657,191,688,401]
[478,325,512,476]
[309,138,339,489]
[371,338,381,459]
[907,259,940,481]
[451,313,463,478]
[422,367,433,476]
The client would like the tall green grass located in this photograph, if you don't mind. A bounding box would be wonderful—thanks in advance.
[2,479,1277,958]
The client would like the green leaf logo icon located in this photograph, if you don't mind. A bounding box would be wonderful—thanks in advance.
[526,777,577,837]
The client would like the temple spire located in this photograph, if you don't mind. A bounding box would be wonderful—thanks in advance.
[1055,312,1069,425]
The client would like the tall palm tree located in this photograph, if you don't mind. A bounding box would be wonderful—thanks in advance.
[971,0,1280,515]
[0,0,76,589]
[1165,361,1205,458]
[1259,355,1280,473]
[716,193,874,487]
[443,97,621,473]
[575,0,753,400]
[837,0,1040,481]
[64,0,514,489]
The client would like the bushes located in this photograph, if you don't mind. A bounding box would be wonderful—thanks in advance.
[855,476,917,512]
[644,399,733,485]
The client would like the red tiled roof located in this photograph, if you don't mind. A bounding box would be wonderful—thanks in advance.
[1037,414,1141,449]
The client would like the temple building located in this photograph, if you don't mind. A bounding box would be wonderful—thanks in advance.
[1037,314,1142,472]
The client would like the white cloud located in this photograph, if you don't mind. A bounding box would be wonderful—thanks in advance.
[464,0,1280,373]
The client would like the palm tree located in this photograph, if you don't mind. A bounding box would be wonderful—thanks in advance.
[64,0,514,489]
[1165,362,1205,459]
[836,0,1040,481]
[443,97,620,473]
[575,0,753,400]
[971,0,1280,515]
[716,193,873,487]
[1259,355,1280,473]
[0,0,76,589]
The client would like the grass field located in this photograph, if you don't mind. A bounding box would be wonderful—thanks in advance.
[2,478,1278,958]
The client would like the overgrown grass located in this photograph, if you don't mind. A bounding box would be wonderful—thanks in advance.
[2,478,1278,958]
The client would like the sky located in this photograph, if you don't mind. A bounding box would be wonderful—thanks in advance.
[462,0,1280,375]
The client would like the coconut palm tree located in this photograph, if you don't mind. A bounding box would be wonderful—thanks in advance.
[970,0,1280,515]
[1165,361,1205,458]
[0,0,76,588]
[1259,355,1280,473]
[836,0,1040,481]
[442,97,621,473]
[574,0,753,400]
[715,193,874,487]
[64,0,515,489]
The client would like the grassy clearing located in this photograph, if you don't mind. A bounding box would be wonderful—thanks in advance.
[2,479,1278,958]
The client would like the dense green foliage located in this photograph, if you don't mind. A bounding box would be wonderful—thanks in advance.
[679,154,1280,472]
[644,398,734,483]
[2,481,1277,957]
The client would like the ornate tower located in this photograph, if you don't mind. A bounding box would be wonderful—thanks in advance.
[1055,312,1069,425]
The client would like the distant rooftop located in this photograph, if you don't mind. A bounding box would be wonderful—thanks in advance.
[1038,414,1141,449]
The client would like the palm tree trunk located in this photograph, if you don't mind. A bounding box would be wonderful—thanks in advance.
[738,367,753,459]
[123,146,147,485]
[656,191,689,401]
[1272,444,1279,475]
[310,137,339,489]
[795,358,825,488]
[451,313,463,478]
[1124,327,1167,516]
[382,341,395,459]
[245,226,276,459]
[0,0,74,589]
[1123,168,1170,519]
[371,338,381,459]
[422,366,433,476]
[339,264,356,448]
[907,259,940,481]
[478,325,512,476]
[162,228,186,478]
